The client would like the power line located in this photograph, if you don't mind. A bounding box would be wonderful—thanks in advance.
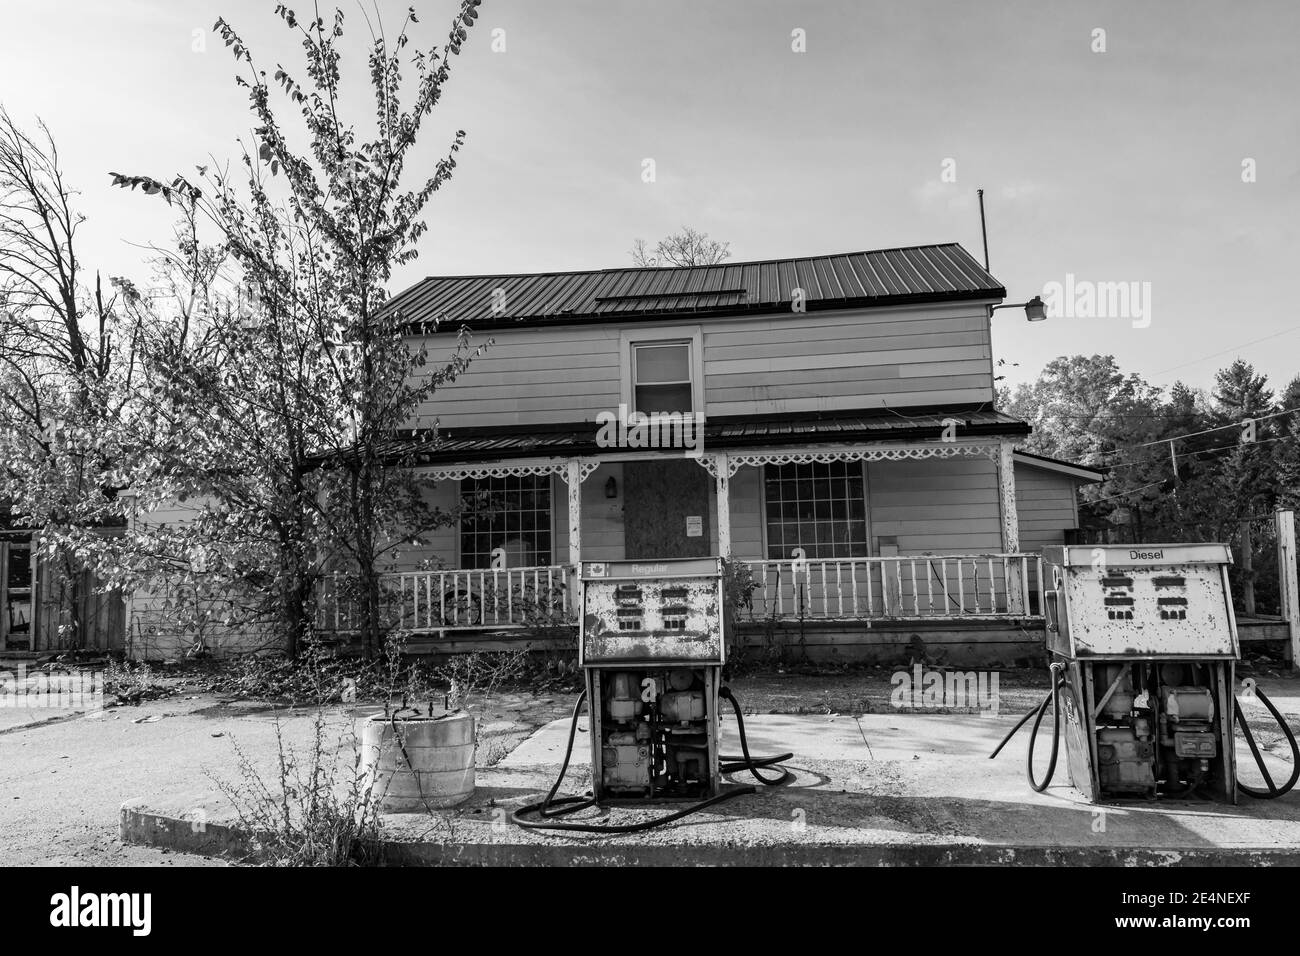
[1089,435,1298,505]
[1102,433,1294,472]
[1150,326,1300,378]
[1061,405,1300,468]
[1124,405,1300,450]
[1091,479,1167,504]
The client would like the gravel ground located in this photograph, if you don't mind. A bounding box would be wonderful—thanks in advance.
[0,686,578,867]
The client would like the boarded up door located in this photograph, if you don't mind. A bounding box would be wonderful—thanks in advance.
[623,459,711,559]
[34,553,126,652]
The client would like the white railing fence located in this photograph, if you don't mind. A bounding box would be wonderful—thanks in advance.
[737,553,1042,621]
[317,554,1044,633]
[318,565,577,633]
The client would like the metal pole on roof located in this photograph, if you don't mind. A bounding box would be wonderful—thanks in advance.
[977,188,990,271]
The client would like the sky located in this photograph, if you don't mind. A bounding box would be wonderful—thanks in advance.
[1,0,1297,396]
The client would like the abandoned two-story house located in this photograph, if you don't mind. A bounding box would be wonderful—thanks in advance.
[11,241,1107,662]
[305,241,1102,666]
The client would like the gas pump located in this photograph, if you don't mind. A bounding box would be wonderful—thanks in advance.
[512,557,791,833]
[579,557,727,801]
[993,543,1298,802]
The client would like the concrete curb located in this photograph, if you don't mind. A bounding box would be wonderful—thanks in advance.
[119,803,1300,866]
[120,802,250,859]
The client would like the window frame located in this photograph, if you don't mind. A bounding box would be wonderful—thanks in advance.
[759,460,873,561]
[618,325,704,418]
[455,474,558,570]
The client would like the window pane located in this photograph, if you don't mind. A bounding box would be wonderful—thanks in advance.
[764,463,868,559]
[634,343,689,384]
[459,475,553,569]
[635,383,692,415]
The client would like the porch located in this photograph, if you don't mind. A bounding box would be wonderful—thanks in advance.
[316,420,1052,649]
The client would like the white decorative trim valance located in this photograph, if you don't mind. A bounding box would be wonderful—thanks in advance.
[416,457,599,483]
[695,441,1002,478]
[415,444,1004,482]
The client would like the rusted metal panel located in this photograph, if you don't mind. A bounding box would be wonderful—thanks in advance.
[579,558,725,664]
[1047,544,1239,658]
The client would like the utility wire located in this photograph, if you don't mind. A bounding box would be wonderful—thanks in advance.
[1123,405,1300,450]
[1105,433,1294,470]
[1052,406,1300,471]
[1091,479,1167,504]
[1151,326,1300,378]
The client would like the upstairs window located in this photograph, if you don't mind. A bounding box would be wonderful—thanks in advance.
[764,462,868,560]
[459,475,552,569]
[632,341,693,415]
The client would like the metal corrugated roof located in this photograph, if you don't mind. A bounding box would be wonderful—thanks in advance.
[355,407,1029,468]
[384,243,1004,331]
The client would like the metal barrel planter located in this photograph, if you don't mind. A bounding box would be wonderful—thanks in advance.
[361,712,475,812]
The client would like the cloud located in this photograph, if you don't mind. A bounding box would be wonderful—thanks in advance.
[912,179,976,212]
[998,180,1046,201]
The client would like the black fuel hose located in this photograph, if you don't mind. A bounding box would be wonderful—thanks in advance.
[989,663,1066,793]
[719,686,795,785]
[990,667,1299,800]
[1234,686,1300,800]
[1025,671,1066,792]
[510,686,791,833]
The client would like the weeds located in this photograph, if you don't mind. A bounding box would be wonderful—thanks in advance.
[104,659,172,705]
[195,639,580,707]
[429,647,530,711]
[210,710,387,866]
[208,636,456,865]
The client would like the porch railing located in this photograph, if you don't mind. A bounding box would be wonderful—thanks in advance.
[737,553,1042,622]
[317,565,577,634]
[317,553,1044,635]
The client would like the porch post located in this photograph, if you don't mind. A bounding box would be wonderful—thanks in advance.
[714,451,732,557]
[1276,508,1300,671]
[997,441,1025,613]
[566,459,583,567]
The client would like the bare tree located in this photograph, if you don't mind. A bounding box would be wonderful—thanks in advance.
[630,226,731,268]
[0,105,131,649]
[0,107,118,382]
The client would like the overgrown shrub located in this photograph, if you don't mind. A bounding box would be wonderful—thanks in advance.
[211,710,387,866]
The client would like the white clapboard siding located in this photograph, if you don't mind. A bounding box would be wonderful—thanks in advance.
[406,301,994,428]
[554,463,626,563]
[1014,462,1084,553]
[126,496,272,659]
[408,325,623,428]
[1012,461,1088,604]
[727,467,765,559]
[866,456,1003,554]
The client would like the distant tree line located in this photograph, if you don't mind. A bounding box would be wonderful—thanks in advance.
[1000,354,1300,613]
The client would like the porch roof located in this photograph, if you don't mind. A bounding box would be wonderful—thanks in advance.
[1012,449,1107,483]
[382,406,1030,467]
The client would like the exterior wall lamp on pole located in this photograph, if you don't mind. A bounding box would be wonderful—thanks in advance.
[991,296,1047,322]
[978,187,1047,323]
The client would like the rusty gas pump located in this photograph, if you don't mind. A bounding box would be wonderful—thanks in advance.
[578,557,728,801]
[512,557,791,832]
[994,543,1298,802]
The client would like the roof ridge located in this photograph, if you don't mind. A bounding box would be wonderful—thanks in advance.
[401,242,970,284]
